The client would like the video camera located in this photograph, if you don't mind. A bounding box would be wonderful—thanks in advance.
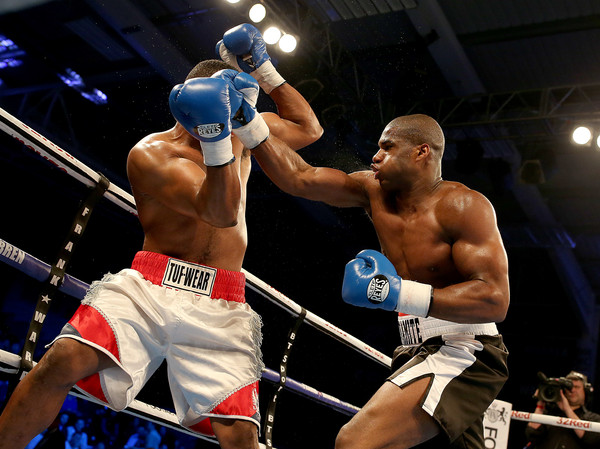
[537,372,573,403]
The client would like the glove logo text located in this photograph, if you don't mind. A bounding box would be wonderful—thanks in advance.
[367,275,389,304]
[195,123,225,138]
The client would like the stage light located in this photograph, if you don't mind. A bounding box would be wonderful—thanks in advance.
[263,26,281,45]
[572,126,593,146]
[81,88,107,105]
[225,0,241,3]
[279,34,297,53]
[249,4,266,22]
[59,68,84,88]
[58,68,108,104]
[0,58,22,69]
[0,34,25,69]
[0,37,18,52]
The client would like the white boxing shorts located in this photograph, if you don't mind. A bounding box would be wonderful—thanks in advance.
[49,251,264,436]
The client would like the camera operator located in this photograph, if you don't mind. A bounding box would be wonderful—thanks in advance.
[525,371,600,448]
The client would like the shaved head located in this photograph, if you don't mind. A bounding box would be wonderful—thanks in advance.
[386,114,445,162]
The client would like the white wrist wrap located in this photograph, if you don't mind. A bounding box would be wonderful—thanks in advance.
[200,138,235,167]
[251,60,286,94]
[232,114,270,149]
[217,45,242,72]
[395,280,432,317]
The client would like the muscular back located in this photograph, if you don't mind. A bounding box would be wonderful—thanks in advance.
[127,128,251,271]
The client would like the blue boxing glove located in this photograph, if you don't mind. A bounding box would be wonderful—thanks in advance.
[211,69,270,149]
[342,250,433,317]
[169,78,235,167]
[216,23,286,94]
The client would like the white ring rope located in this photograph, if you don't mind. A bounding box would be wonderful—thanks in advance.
[0,108,136,215]
[244,272,392,367]
[511,409,600,433]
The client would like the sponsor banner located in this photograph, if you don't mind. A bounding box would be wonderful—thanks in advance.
[483,399,512,449]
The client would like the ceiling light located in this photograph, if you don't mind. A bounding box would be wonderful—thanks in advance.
[572,126,592,146]
[263,26,281,45]
[278,34,297,53]
[225,0,240,3]
[59,68,84,88]
[596,134,600,150]
[0,58,22,69]
[82,88,108,105]
[0,37,17,52]
[58,68,107,104]
[249,4,266,22]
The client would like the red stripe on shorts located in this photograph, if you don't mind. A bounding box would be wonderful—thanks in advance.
[188,381,260,436]
[69,304,120,361]
[131,251,246,303]
[68,305,117,404]
[76,372,109,404]
[189,419,215,437]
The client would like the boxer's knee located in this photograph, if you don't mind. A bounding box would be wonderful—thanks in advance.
[211,418,258,449]
[34,338,109,389]
[335,421,358,449]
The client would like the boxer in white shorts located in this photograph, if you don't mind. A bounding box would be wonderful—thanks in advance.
[0,23,323,449]
[52,251,264,436]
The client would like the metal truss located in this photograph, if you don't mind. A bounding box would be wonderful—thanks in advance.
[262,0,393,127]
[0,85,82,152]
[404,83,600,141]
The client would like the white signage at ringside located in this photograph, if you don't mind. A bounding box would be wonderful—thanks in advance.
[483,399,512,449]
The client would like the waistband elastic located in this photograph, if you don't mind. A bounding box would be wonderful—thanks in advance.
[397,314,498,346]
[131,251,246,303]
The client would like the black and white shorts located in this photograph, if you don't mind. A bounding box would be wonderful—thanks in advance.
[388,333,508,447]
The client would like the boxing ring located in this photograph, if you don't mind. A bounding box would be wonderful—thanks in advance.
[0,106,598,448]
[0,106,375,447]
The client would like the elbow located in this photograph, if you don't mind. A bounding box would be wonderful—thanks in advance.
[212,204,239,228]
[200,203,240,228]
[299,120,324,147]
[489,290,510,323]
[309,123,324,143]
[211,216,238,228]
[492,308,508,323]
[202,212,238,228]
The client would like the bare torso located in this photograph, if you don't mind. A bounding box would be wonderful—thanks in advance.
[362,173,471,288]
[127,129,251,271]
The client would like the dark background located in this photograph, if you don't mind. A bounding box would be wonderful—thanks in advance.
[1,1,600,448]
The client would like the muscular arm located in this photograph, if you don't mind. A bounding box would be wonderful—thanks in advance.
[127,140,241,227]
[244,76,372,207]
[252,135,370,208]
[261,83,323,150]
[429,190,510,323]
